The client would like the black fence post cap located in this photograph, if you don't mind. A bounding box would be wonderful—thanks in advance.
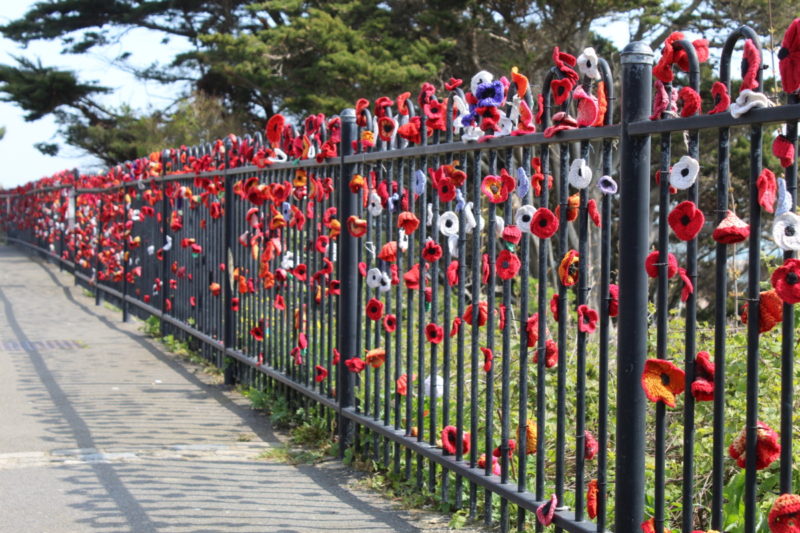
[620,42,653,64]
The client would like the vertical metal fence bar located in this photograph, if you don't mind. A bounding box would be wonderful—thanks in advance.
[743,116,763,533]
[484,149,498,526]
[780,93,798,495]
[596,56,614,532]
[337,108,358,456]
[615,41,653,533]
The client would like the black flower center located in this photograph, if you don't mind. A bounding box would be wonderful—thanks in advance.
[681,167,690,177]
[540,218,548,227]
[787,272,799,285]
[785,225,796,237]
[681,214,691,225]
[522,215,531,223]
[661,373,670,386]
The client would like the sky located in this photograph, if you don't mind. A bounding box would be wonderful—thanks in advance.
[0,1,192,189]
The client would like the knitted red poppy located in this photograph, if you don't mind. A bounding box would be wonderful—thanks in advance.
[422,240,443,263]
[771,258,800,304]
[292,264,307,281]
[543,111,578,138]
[678,267,694,302]
[441,425,470,455]
[378,241,399,262]
[501,225,522,245]
[445,77,463,91]
[450,317,461,338]
[588,199,601,228]
[645,250,679,278]
[250,324,264,342]
[314,365,328,383]
[530,207,559,239]
[446,260,459,287]
[741,38,761,91]
[708,81,730,115]
[577,304,599,333]
[773,135,796,168]
[678,86,701,117]
[641,358,685,408]
[496,250,521,280]
[741,289,783,333]
[584,430,599,460]
[265,114,285,147]
[713,210,750,244]
[492,438,516,458]
[525,312,544,347]
[435,176,457,203]
[780,19,800,94]
[691,350,715,402]
[555,193,581,222]
[758,168,777,213]
[481,347,493,372]
[383,314,397,333]
[608,283,619,317]
[551,77,575,106]
[481,171,516,204]
[769,493,800,533]
[463,301,489,327]
[425,323,444,344]
[345,357,366,373]
[587,479,599,519]
[729,421,781,470]
[481,253,490,284]
[404,263,422,290]
[366,298,384,321]
[550,293,560,322]
[668,201,705,241]
[397,211,420,235]
[533,339,559,368]
[355,98,370,127]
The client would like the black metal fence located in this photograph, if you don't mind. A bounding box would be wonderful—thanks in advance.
[3,25,800,533]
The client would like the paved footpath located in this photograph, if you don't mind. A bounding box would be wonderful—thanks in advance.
[0,245,470,533]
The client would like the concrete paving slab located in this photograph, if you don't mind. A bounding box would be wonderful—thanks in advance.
[0,245,483,533]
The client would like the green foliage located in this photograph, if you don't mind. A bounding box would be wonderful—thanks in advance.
[0,57,110,121]
[142,315,160,337]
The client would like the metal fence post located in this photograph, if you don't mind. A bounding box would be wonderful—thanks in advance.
[122,185,129,322]
[95,196,104,306]
[159,182,170,336]
[615,41,653,532]
[222,141,235,386]
[337,108,358,457]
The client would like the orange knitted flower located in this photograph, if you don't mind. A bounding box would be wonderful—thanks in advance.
[741,289,783,333]
[641,358,685,408]
[517,419,538,455]
[365,348,386,369]
[558,249,580,287]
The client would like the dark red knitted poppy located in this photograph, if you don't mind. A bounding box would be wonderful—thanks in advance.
[608,284,619,317]
[691,350,715,402]
[678,86,701,117]
[771,258,800,304]
[708,81,730,115]
[588,199,601,228]
[315,365,328,383]
[530,207,559,239]
[577,305,598,334]
[441,425,470,455]
[550,294,560,322]
[584,430,599,460]
[425,323,444,344]
[496,250,521,280]
[446,260,459,287]
[345,357,366,373]
[481,347,493,372]
[773,134,796,168]
[667,201,705,241]
[383,314,397,333]
[366,298,384,321]
[645,250,678,278]
[757,168,777,213]
[422,240,443,263]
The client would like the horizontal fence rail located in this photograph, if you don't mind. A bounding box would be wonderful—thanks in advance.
[3,23,800,533]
